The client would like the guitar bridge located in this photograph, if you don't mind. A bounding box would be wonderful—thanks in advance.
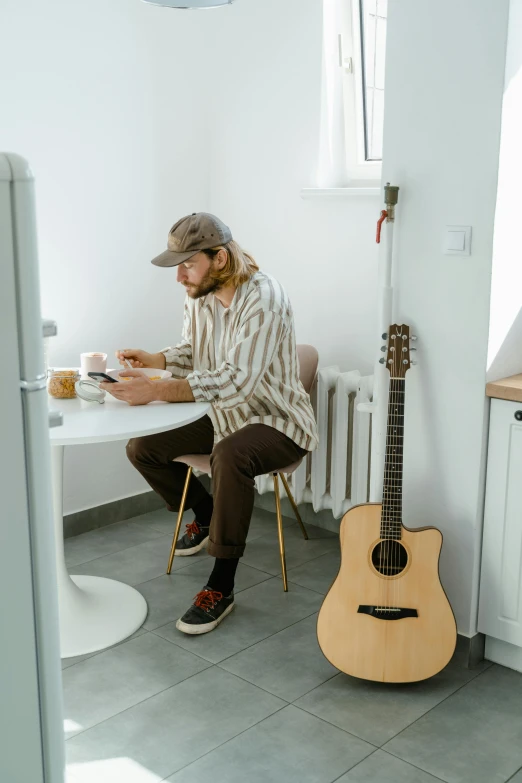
[358,605,418,620]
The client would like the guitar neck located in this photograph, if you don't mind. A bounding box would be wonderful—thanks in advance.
[381,377,405,539]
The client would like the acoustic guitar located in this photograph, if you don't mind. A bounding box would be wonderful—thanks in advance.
[317,324,456,683]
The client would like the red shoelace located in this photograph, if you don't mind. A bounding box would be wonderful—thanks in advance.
[194,590,223,611]
[185,520,201,538]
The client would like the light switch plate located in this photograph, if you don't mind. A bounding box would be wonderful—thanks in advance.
[444,225,472,256]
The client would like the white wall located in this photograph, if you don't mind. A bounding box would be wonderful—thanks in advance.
[207,0,380,372]
[487,0,522,383]
[382,0,509,635]
[1,0,213,513]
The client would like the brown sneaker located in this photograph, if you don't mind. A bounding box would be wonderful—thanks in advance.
[175,520,209,556]
[176,587,235,635]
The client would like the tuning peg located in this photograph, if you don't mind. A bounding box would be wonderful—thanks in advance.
[379,358,385,364]
[411,360,418,365]
[410,347,417,351]
[380,346,386,352]
[410,335,418,341]
[382,332,388,339]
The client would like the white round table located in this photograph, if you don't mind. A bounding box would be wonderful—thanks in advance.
[48,391,209,658]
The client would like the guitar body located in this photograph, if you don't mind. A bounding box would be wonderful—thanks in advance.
[317,502,457,683]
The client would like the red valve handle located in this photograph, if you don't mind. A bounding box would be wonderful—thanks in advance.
[376,210,388,244]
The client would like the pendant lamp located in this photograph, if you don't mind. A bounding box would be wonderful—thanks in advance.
[142,0,233,8]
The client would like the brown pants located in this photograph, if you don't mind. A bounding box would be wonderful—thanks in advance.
[126,415,307,559]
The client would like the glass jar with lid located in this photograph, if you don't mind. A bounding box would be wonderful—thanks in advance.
[47,369,80,399]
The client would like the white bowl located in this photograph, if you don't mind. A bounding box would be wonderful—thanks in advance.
[107,368,172,382]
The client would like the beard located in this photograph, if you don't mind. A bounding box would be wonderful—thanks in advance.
[183,265,221,299]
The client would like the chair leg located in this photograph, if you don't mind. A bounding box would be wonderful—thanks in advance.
[166,467,192,575]
[273,473,288,592]
[279,472,308,540]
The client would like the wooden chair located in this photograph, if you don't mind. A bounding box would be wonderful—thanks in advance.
[166,344,319,591]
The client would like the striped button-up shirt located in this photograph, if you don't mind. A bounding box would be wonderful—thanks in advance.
[161,271,318,452]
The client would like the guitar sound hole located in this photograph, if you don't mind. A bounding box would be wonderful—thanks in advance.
[371,541,408,576]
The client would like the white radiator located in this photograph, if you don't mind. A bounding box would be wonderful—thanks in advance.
[255,367,373,519]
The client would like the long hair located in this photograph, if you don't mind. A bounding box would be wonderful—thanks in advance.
[202,240,259,288]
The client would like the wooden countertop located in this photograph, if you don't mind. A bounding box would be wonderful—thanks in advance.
[486,374,522,403]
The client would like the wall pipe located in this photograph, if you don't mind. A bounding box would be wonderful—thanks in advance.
[358,183,399,502]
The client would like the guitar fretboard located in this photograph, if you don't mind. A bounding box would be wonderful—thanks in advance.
[381,377,404,539]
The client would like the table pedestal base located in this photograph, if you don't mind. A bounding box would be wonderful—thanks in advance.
[61,575,147,659]
[52,445,148,659]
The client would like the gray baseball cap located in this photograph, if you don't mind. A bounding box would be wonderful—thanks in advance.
[151,212,233,267]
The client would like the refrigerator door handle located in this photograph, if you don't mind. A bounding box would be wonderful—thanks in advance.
[48,410,63,429]
[20,376,47,392]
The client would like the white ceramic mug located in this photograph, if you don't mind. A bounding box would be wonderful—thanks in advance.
[80,352,107,379]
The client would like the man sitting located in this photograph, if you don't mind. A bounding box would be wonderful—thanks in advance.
[100,212,318,634]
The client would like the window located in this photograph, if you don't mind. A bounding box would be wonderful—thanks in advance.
[315,0,387,189]
[359,0,387,160]
[340,0,388,176]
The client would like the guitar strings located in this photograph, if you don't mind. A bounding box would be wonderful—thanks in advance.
[393,368,404,607]
[381,330,407,614]
[384,374,388,612]
[389,362,397,611]
[385,372,388,610]
[391,372,397,611]
[390,373,394,612]
[394,374,401,612]
[383,368,389,611]
[385,350,404,613]
[393,372,399,612]
[381,338,405,612]
[392,374,403,612]
[395,376,404,606]
[383,366,391,611]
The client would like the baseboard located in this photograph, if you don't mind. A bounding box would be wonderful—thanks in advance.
[64,480,334,541]
[485,636,522,673]
[455,632,486,669]
[64,476,212,539]
[63,491,165,539]
[467,632,486,668]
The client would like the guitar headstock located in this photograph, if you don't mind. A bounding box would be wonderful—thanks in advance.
[379,324,417,378]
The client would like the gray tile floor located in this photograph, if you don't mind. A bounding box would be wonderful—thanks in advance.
[62,506,522,783]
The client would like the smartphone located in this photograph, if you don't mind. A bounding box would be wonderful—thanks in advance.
[88,372,119,383]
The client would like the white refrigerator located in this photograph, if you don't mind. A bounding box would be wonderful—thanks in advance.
[0,153,65,782]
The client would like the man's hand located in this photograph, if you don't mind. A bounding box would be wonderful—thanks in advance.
[115,349,167,370]
[100,371,195,405]
[100,370,158,406]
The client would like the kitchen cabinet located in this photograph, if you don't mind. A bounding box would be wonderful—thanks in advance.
[479,375,522,671]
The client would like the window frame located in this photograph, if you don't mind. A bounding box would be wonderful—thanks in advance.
[340,0,385,181]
